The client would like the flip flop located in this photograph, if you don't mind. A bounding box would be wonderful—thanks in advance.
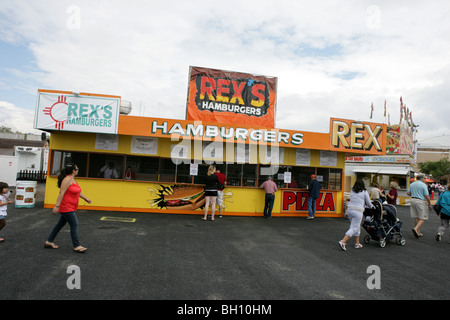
[412,229,419,238]
[73,246,87,253]
[44,242,58,249]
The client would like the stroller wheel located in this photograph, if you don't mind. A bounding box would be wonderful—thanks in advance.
[396,237,406,246]
[379,239,386,248]
[364,235,370,244]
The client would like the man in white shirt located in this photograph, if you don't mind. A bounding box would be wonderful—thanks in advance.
[99,162,119,179]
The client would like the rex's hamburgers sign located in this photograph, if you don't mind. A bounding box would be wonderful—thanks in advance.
[186,66,277,128]
[34,89,120,134]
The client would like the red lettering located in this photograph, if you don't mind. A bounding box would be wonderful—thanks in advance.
[282,191,336,213]
[316,193,324,211]
[298,192,309,210]
[200,76,215,100]
[321,193,335,212]
[216,79,230,103]
[230,80,246,105]
[282,191,296,210]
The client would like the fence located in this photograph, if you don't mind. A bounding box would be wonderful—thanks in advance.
[16,170,47,182]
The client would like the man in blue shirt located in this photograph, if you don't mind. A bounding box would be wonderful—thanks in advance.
[307,174,321,220]
[407,174,432,238]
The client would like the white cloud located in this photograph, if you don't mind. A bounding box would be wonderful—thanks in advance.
[0,0,449,141]
[0,101,42,134]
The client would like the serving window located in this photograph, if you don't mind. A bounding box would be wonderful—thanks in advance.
[126,156,159,181]
[49,149,342,190]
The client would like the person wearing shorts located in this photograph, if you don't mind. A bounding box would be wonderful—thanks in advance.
[202,165,219,221]
[215,168,227,218]
[407,175,432,238]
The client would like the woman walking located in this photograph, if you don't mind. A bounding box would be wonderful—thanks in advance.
[339,179,373,251]
[435,183,450,241]
[386,181,398,205]
[202,165,219,221]
[44,163,91,253]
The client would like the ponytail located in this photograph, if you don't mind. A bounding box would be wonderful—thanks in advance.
[57,163,77,188]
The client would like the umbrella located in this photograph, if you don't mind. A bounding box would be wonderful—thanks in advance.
[410,177,434,183]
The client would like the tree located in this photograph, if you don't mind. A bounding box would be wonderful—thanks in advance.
[0,126,14,133]
[418,158,450,178]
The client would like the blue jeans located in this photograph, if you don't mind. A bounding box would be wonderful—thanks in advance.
[47,211,80,247]
[264,194,275,218]
[307,196,317,217]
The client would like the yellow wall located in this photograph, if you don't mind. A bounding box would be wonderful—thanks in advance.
[45,176,342,216]
[46,131,345,217]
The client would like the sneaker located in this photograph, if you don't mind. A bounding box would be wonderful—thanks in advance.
[338,240,347,251]
[354,243,363,249]
[435,233,442,241]
[307,216,315,220]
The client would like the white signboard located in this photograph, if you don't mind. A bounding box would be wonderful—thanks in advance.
[131,136,158,155]
[95,134,119,151]
[190,163,198,176]
[283,171,292,184]
[320,151,337,167]
[34,90,120,134]
[296,149,310,166]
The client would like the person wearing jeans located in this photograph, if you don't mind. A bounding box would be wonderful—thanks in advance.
[435,183,450,241]
[47,211,81,248]
[44,163,91,253]
[260,176,278,218]
[307,174,321,220]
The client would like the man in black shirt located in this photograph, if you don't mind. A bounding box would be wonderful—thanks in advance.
[307,174,321,220]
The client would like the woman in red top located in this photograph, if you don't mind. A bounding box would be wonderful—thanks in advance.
[386,181,398,206]
[44,163,91,253]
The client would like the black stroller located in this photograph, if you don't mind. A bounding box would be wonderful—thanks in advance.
[362,200,405,247]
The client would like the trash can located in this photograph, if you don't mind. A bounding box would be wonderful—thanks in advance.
[15,181,37,208]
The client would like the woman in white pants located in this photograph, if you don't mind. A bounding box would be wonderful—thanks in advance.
[339,179,373,251]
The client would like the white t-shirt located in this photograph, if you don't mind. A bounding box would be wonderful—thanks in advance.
[348,190,372,212]
[100,165,119,179]
[0,194,8,216]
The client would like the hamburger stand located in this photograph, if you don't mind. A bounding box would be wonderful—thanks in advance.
[34,67,386,217]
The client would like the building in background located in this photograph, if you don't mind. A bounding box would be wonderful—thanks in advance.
[416,135,450,163]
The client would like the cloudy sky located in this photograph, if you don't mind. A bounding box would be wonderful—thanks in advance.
[0,0,449,145]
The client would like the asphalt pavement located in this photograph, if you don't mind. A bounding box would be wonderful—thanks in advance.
[1,183,449,302]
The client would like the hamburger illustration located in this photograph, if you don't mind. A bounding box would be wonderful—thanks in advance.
[163,185,205,210]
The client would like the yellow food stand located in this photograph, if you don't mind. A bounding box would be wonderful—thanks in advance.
[34,68,386,217]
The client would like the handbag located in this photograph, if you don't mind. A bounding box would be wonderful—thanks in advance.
[434,203,442,216]
[434,191,448,216]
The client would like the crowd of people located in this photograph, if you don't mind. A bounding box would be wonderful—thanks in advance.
[0,167,449,253]
[430,182,447,198]
[338,174,450,251]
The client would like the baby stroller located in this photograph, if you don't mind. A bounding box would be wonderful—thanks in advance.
[362,200,405,248]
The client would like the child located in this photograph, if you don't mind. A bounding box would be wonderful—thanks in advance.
[0,182,12,242]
